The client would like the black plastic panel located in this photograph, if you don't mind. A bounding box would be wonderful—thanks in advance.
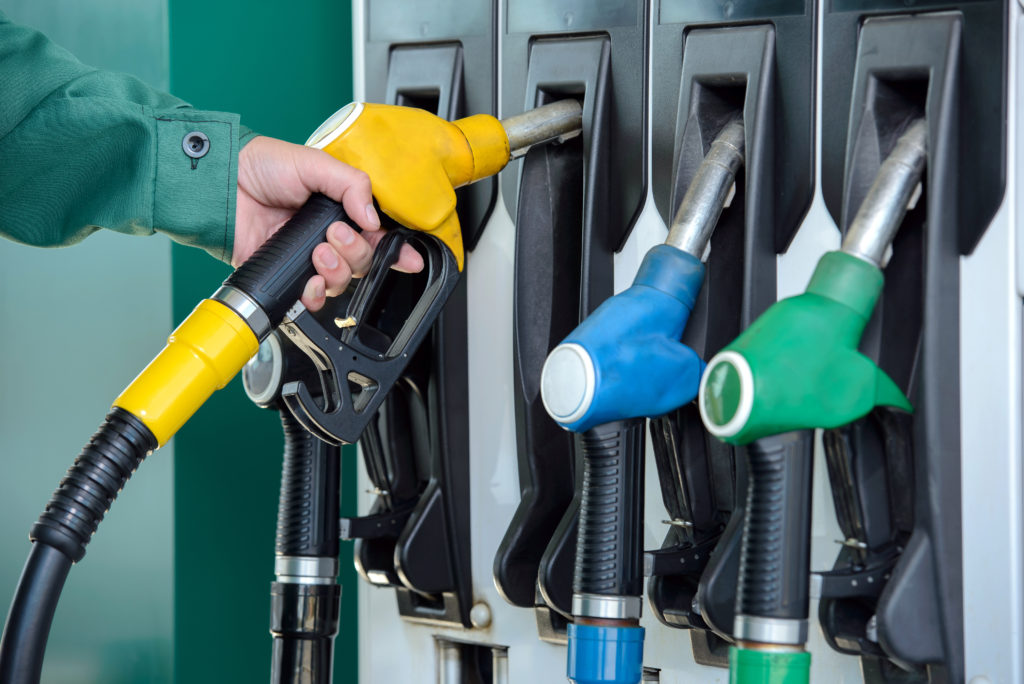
[369,1,489,41]
[817,11,984,681]
[659,0,805,21]
[822,1,1006,255]
[507,0,638,32]
[500,5,646,251]
[646,7,815,665]
[494,8,647,640]
[652,0,814,253]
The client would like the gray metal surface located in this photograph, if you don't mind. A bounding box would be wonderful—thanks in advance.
[841,118,927,267]
[665,118,745,259]
[210,285,272,341]
[501,99,583,159]
[572,593,643,621]
[733,615,809,646]
[274,556,339,585]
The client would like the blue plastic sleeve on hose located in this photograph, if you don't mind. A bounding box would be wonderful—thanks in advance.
[567,623,645,684]
[560,245,706,432]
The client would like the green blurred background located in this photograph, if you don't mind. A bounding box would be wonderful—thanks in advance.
[0,1,359,681]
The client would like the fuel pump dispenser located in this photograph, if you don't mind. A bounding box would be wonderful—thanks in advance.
[699,118,926,683]
[816,8,1006,680]
[344,5,498,628]
[646,3,816,667]
[493,2,647,643]
[0,99,582,684]
[540,119,744,684]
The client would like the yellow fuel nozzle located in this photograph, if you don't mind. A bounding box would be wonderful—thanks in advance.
[306,99,583,270]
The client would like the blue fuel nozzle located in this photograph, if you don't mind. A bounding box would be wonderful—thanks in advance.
[567,623,645,684]
[540,245,706,433]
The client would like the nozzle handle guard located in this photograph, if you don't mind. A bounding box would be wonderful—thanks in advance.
[224,193,348,328]
[280,227,460,445]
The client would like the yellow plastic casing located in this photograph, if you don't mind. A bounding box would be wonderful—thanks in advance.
[113,299,259,447]
[317,103,510,270]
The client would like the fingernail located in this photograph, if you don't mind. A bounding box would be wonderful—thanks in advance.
[334,223,356,246]
[365,204,381,228]
[315,282,325,299]
[319,248,339,269]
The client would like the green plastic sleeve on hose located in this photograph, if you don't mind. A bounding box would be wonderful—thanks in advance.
[729,647,811,684]
[700,251,912,445]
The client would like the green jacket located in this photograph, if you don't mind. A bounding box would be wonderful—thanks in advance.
[0,12,255,262]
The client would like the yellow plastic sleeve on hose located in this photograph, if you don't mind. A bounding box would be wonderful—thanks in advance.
[113,299,259,446]
[453,114,510,182]
[319,103,511,271]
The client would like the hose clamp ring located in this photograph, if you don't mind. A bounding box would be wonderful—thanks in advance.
[211,285,272,341]
[572,593,642,621]
[275,556,339,585]
[733,615,808,646]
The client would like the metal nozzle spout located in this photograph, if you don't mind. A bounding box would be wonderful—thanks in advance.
[500,99,583,159]
[841,118,927,267]
[665,118,746,259]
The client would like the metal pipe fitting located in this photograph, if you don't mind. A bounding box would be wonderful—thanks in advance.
[665,118,746,259]
[572,593,643,621]
[841,118,927,267]
[501,99,583,158]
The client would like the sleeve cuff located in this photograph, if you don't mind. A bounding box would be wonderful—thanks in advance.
[152,110,248,264]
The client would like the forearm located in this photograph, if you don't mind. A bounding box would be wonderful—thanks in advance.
[0,12,256,262]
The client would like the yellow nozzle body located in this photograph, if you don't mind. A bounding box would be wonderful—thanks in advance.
[308,103,511,270]
[113,300,258,446]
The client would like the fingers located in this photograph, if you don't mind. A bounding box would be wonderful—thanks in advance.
[326,221,374,277]
[313,241,354,298]
[306,221,425,312]
[301,275,327,312]
[293,146,382,234]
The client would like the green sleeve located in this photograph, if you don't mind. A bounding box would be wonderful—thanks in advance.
[0,12,259,263]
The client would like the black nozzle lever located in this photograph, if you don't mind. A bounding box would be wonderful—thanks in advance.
[280,226,460,445]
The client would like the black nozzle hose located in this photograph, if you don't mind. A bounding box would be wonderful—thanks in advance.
[270,582,340,684]
[0,545,71,683]
[573,419,646,602]
[0,408,157,684]
[276,409,341,558]
[271,408,341,683]
[1,196,347,684]
[736,430,814,624]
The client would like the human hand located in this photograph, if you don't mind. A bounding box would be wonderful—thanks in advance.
[234,135,424,311]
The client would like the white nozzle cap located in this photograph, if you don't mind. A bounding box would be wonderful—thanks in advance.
[306,102,364,149]
[698,350,754,439]
[540,343,596,425]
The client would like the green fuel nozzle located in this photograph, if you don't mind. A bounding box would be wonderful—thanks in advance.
[699,119,926,446]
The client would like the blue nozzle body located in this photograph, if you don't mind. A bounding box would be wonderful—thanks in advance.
[541,244,706,433]
[567,623,645,684]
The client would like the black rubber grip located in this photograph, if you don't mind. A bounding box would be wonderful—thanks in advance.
[736,430,814,621]
[573,418,646,598]
[224,193,349,327]
[30,408,158,563]
[270,581,340,684]
[276,410,341,558]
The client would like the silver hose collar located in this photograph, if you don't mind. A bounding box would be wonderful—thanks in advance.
[210,285,272,341]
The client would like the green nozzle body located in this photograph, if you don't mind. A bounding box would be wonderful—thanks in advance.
[699,251,912,445]
[729,647,810,684]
